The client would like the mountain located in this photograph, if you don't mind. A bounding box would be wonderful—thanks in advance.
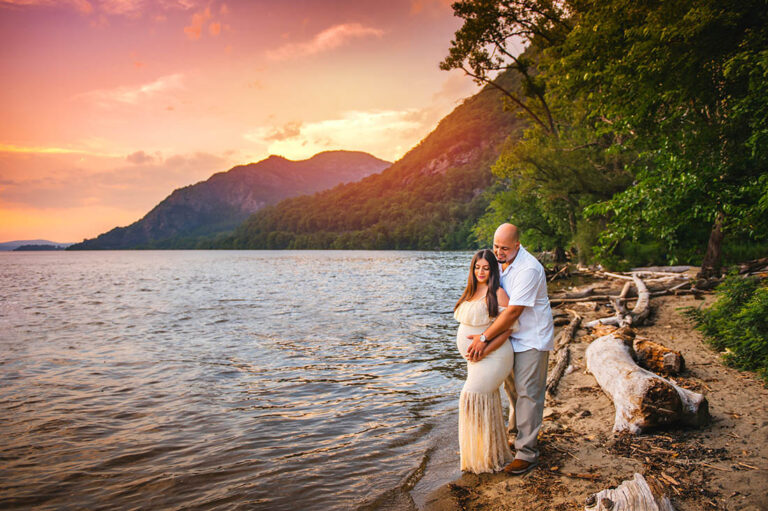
[216,71,524,250]
[0,240,72,251]
[69,151,390,249]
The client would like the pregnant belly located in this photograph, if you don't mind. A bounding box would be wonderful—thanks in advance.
[456,323,490,358]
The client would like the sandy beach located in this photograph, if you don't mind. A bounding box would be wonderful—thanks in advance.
[423,291,768,510]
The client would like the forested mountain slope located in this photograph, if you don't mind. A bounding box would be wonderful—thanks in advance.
[218,72,522,250]
[69,151,389,249]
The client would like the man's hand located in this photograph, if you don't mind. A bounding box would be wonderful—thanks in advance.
[465,334,487,362]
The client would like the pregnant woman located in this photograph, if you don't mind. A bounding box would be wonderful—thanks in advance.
[454,249,516,473]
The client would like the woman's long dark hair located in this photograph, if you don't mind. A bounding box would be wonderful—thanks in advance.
[454,249,501,317]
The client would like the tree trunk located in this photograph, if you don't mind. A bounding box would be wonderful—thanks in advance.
[697,210,725,280]
[585,473,674,511]
[554,245,567,263]
[585,330,709,434]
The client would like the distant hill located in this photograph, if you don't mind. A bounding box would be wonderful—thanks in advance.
[13,244,66,251]
[0,240,72,251]
[215,71,523,250]
[69,151,390,249]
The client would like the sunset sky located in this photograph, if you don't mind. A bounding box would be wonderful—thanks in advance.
[0,0,481,242]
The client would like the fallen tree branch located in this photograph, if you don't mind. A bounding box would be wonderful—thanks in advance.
[585,274,651,328]
[552,469,602,481]
[547,346,570,397]
[547,311,582,396]
[555,310,582,352]
[630,265,696,273]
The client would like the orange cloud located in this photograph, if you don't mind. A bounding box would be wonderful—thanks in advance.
[266,23,384,60]
[184,6,211,40]
[0,143,122,157]
[209,21,221,36]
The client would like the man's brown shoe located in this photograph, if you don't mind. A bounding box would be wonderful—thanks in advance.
[503,458,538,475]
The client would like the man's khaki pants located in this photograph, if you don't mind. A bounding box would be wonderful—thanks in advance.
[503,349,549,462]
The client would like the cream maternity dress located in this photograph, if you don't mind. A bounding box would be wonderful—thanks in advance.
[455,298,516,473]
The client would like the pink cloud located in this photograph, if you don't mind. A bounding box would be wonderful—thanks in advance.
[266,23,384,60]
[0,0,92,13]
[0,0,198,17]
[73,73,185,107]
[410,0,453,15]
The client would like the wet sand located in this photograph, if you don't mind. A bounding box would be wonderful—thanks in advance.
[422,293,768,510]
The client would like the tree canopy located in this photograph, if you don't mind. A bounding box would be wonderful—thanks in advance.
[443,0,768,270]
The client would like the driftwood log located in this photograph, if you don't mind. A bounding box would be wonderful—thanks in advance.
[631,265,695,274]
[633,337,685,375]
[546,311,582,396]
[551,284,613,301]
[586,274,651,328]
[585,329,709,433]
[736,257,768,275]
[585,473,674,511]
[551,286,701,306]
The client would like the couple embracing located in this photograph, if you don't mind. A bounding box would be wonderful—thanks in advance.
[453,223,554,475]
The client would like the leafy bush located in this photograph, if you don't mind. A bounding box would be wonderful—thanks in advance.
[685,273,768,383]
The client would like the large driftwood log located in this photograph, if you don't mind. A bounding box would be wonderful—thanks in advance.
[585,473,674,511]
[633,337,685,375]
[585,330,709,433]
[547,311,582,396]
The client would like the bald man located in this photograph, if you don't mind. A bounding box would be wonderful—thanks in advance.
[465,223,554,475]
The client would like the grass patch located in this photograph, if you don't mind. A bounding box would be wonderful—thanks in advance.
[684,273,768,384]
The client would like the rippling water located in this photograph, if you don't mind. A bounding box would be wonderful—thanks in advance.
[0,251,478,510]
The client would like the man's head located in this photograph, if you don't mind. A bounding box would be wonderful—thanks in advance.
[493,223,520,264]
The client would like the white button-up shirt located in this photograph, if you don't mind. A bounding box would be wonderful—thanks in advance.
[499,245,555,352]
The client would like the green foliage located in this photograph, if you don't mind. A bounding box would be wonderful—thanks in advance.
[562,0,768,264]
[686,274,768,383]
[444,2,634,264]
[444,0,768,268]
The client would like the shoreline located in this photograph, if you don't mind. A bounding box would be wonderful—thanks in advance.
[422,293,768,510]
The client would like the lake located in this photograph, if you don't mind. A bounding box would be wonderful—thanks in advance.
[0,250,481,510]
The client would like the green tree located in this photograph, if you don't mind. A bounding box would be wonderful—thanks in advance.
[555,0,768,275]
[442,0,632,263]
